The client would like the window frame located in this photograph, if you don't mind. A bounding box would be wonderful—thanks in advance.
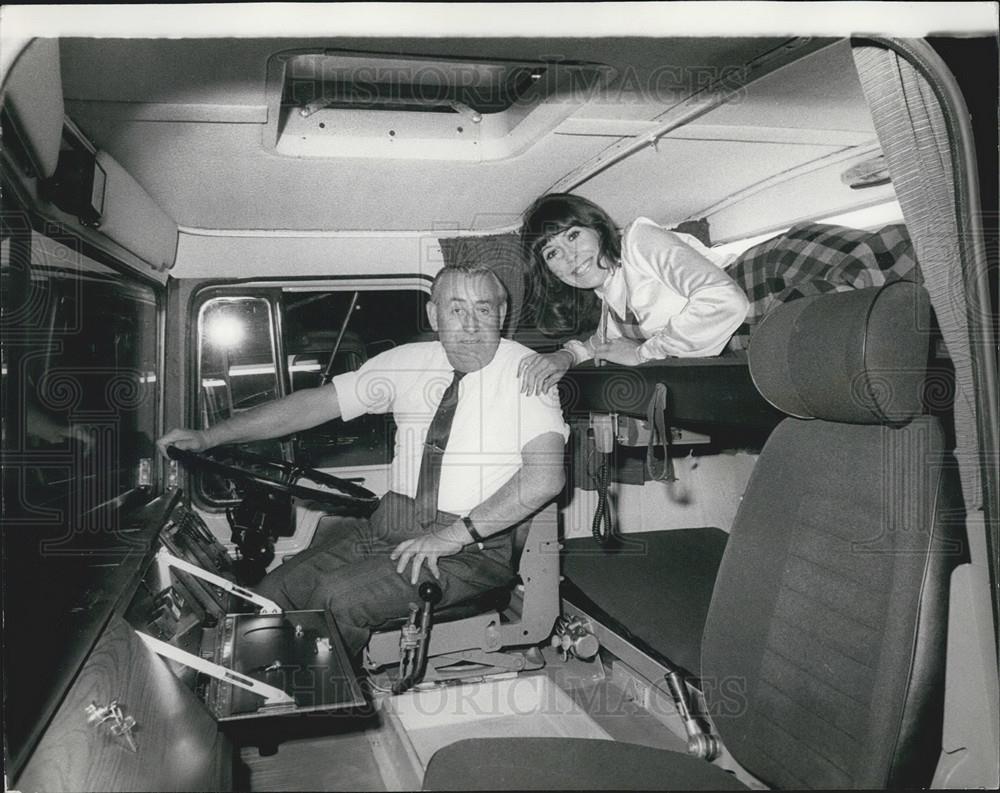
[186,276,432,511]
[189,285,289,509]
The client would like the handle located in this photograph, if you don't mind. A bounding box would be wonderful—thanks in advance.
[85,700,138,752]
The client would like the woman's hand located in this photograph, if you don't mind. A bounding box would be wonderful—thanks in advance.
[518,350,574,396]
[593,338,644,366]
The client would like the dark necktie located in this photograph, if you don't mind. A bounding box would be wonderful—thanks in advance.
[414,370,466,527]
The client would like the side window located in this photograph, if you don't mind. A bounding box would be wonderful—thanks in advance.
[283,289,429,469]
[2,228,159,540]
[196,296,284,502]
[3,214,161,786]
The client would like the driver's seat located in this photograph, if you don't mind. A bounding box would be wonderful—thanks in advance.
[364,502,560,676]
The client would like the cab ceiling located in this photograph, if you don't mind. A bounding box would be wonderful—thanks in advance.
[59,36,877,235]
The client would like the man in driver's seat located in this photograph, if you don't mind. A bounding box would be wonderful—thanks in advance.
[157,263,568,659]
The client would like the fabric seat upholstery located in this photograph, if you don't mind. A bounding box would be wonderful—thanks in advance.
[423,737,748,790]
[701,282,965,788]
[562,528,728,678]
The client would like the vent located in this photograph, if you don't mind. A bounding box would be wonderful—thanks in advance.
[283,51,545,117]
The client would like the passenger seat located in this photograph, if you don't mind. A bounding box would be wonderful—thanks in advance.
[423,281,966,790]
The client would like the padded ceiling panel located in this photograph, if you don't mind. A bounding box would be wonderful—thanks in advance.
[56,36,883,238]
[577,138,843,228]
[701,40,877,132]
[59,36,821,234]
[3,38,64,178]
[575,40,879,237]
[60,38,271,105]
[66,111,607,230]
[60,36,788,105]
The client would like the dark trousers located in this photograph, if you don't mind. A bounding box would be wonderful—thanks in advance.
[255,492,514,657]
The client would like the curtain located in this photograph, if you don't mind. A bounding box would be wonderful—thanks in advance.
[852,43,983,510]
[438,233,530,338]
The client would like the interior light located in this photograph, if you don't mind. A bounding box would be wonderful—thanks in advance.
[841,155,891,189]
[206,315,245,348]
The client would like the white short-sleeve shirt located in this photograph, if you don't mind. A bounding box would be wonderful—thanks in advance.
[332,338,569,516]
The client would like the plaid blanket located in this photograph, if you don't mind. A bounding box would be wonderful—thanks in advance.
[726,222,920,351]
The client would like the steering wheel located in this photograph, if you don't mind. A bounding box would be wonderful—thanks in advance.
[166,445,379,517]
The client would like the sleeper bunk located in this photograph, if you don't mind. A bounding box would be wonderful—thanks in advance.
[551,221,923,433]
[560,354,782,433]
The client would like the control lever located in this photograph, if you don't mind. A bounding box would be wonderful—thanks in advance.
[392,581,442,694]
[663,665,722,761]
[397,604,422,683]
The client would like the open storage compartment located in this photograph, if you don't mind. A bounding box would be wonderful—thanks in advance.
[125,500,365,723]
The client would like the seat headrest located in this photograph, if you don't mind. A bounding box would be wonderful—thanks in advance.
[748,281,930,425]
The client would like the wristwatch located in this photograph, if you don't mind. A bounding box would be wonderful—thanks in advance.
[462,515,486,547]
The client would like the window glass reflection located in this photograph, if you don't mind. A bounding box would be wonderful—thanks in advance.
[197,296,281,501]
[2,229,159,548]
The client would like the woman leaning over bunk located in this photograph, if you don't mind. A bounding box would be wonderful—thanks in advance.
[518,193,750,395]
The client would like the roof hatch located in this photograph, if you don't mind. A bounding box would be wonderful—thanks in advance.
[263,48,616,161]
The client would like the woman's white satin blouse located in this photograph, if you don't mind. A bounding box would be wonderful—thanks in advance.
[563,217,749,362]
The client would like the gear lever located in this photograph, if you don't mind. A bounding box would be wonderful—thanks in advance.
[392,581,442,694]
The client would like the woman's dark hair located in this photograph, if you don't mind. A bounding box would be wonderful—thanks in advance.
[520,193,620,338]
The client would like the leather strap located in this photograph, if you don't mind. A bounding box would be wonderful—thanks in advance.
[646,383,676,482]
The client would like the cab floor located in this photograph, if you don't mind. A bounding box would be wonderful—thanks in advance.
[239,649,686,791]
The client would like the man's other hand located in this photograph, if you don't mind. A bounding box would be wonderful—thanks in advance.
[390,533,465,585]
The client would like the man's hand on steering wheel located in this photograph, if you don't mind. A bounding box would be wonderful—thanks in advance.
[157,427,210,456]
